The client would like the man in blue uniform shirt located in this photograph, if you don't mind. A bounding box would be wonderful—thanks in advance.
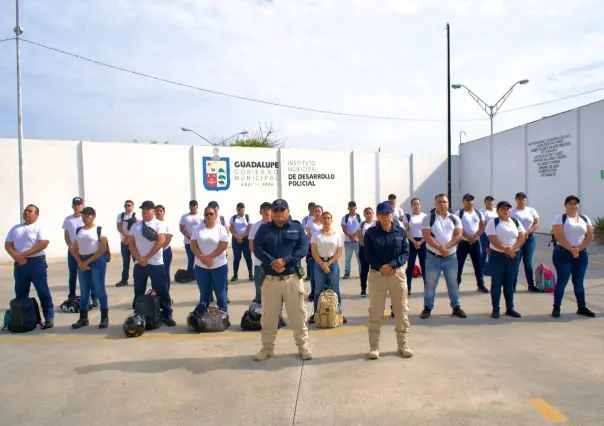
[252,199,312,361]
[364,201,412,360]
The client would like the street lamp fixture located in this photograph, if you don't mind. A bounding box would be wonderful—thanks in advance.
[222,131,248,144]
[451,79,529,194]
[181,127,214,145]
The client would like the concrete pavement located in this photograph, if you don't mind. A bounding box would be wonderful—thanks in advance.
[1,235,603,425]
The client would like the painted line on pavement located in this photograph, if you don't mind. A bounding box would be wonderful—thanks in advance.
[528,398,567,422]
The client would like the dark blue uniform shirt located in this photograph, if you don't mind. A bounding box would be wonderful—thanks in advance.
[253,217,310,276]
[363,220,410,271]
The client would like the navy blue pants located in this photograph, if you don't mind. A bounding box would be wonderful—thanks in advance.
[480,232,490,270]
[67,250,78,298]
[457,239,485,288]
[232,237,252,277]
[14,256,54,319]
[553,246,588,308]
[359,246,370,291]
[195,264,229,313]
[133,264,173,319]
[406,237,426,290]
[488,250,519,311]
[185,244,195,273]
[120,243,135,281]
[162,247,173,291]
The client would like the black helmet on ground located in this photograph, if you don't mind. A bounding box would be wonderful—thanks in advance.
[123,312,146,338]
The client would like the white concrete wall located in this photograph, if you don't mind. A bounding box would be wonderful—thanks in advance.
[459,99,604,232]
[0,139,460,261]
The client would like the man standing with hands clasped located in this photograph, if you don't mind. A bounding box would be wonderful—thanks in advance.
[363,201,412,360]
[251,199,312,361]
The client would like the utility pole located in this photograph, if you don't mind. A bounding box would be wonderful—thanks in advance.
[15,0,25,219]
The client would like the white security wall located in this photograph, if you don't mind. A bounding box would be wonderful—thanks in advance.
[193,146,280,224]
[83,141,192,254]
[0,139,460,261]
[280,148,352,221]
[460,99,604,232]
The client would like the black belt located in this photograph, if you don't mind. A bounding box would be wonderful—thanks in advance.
[26,255,46,260]
[319,256,334,262]
[427,251,453,259]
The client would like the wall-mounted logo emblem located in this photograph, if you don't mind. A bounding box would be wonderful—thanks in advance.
[203,147,230,191]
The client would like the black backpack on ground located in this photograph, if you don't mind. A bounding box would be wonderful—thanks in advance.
[5,298,42,333]
[240,302,286,331]
[174,269,190,283]
[549,214,589,247]
[134,290,161,330]
[187,306,230,332]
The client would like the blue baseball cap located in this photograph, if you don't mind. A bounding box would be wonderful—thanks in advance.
[207,201,219,208]
[271,199,289,209]
[376,201,393,215]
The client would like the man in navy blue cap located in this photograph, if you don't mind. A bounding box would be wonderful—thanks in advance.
[251,198,312,361]
[363,201,412,360]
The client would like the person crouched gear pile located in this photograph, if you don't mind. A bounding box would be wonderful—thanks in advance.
[187,306,230,332]
[241,302,286,330]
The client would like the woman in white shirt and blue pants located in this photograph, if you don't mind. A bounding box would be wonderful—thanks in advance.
[310,211,345,323]
[512,192,540,292]
[551,195,595,318]
[485,201,526,319]
[402,198,427,295]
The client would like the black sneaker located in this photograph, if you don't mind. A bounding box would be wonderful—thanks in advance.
[308,314,315,324]
[342,274,350,280]
[528,285,539,292]
[41,318,54,329]
[478,286,490,294]
[452,306,467,318]
[115,280,128,287]
[491,310,500,319]
[360,289,367,297]
[307,292,314,302]
[249,274,254,281]
[552,306,561,318]
[577,307,596,318]
[391,305,395,318]
[162,317,177,327]
[505,309,522,318]
[230,275,238,282]
[343,316,348,324]
[420,307,431,319]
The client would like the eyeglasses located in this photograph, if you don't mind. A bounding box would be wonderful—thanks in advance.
[204,212,215,217]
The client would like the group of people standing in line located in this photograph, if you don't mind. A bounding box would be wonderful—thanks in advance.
[3,189,596,359]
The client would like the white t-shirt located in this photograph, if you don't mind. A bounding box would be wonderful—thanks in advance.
[421,212,462,256]
[455,209,483,241]
[306,221,323,237]
[161,222,172,248]
[75,226,107,256]
[116,212,136,243]
[511,207,539,233]
[249,220,269,266]
[5,222,48,257]
[553,214,592,247]
[485,218,526,252]
[230,214,252,236]
[311,231,344,258]
[301,215,312,228]
[190,224,229,269]
[479,207,498,224]
[356,220,376,239]
[394,206,405,220]
[130,219,166,266]
[179,213,202,244]
[341,213,361,243]
[402,212,427,239]
[62,214,84,245]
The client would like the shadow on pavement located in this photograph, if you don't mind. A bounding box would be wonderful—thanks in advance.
[73,352,371,376]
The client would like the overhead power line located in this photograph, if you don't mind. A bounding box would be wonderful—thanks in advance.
[0,37,16,43]
[16,38,604,122]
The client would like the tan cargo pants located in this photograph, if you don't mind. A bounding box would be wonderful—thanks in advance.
[368,267,410,351]
[261,274,309,350]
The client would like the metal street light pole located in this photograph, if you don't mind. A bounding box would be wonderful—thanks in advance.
[15,0,25,221]
[181,127,214,145]
[451,79,529,195]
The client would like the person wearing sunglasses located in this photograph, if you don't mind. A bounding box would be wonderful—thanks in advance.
[115,200,137,287]
[190,205,230,314]
[251,199,312,361]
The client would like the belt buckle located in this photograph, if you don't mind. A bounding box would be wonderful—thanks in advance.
[278,275,288,281]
